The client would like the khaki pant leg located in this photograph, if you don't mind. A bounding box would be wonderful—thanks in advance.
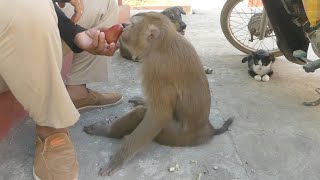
[61,0,119,85]
[0,75,8,93]
[0,0,79,128]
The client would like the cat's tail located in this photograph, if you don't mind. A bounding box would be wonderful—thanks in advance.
[213,117,234,135]
[242,56,249,63]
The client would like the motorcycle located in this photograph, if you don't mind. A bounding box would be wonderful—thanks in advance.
[220,0,320,106]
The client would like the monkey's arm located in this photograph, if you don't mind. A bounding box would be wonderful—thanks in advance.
[99,108,171,176]
[99,88,177,176]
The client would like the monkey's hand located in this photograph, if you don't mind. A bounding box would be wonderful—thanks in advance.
[99,153,126,176]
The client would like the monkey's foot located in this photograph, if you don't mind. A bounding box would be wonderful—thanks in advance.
[128,96,146,106]
[99,155,124,176]
[83,121,110,137]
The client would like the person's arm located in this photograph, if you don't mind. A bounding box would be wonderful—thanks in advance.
[53,2,86,53]
[53,0,83,23]
[52,1,119,56]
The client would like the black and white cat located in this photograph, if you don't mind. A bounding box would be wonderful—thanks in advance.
[242,49,275,82]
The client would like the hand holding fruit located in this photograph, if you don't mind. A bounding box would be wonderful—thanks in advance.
[74,24,123,56]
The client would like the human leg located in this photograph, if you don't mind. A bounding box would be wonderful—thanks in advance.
[0,0,80,179]
[61,0,122,111]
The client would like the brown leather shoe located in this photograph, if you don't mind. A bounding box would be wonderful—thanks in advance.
[72,89,123,112]
[33,133,79,180]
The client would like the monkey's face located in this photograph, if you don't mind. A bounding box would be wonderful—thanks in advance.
[119,12,176,59]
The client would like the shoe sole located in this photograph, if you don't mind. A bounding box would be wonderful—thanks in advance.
[77,96,123,113]
[33,168,78,180]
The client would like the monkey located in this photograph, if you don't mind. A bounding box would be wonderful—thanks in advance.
[119,7,214,75]
[83,12,234,176]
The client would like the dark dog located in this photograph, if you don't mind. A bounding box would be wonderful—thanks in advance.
[119,6,187,61]
[162,6,187,35]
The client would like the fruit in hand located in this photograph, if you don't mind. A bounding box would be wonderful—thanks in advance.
[102,24,124,44]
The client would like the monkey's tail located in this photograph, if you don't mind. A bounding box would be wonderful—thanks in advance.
[213,117,234,136]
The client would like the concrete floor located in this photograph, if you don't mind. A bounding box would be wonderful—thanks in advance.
[1,1,320,180]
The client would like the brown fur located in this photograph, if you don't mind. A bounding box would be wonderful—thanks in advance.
[84,12,233,176]
[119,6,187,61]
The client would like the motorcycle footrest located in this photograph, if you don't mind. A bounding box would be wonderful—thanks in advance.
[303,59,320,73]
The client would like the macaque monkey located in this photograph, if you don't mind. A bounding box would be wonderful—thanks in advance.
[84,12,233,176]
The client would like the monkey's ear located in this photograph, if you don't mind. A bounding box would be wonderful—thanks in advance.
[176,6,186,15]
[130,14,144,24]
[148,25,160,39]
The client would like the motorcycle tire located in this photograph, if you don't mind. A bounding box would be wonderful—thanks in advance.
[220,0,283,57]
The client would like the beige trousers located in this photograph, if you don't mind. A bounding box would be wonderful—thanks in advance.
[61,0,119,85]
[0,0,118,128]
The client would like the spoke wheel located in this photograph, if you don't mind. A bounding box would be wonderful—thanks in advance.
[220,0,282,56]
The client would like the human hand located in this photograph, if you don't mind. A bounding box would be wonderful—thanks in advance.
[74,28,120,56]
[58,0,84,24]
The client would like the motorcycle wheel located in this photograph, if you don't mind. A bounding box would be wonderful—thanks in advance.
[220,0,282,57]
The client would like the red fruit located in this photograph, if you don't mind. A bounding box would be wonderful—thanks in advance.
[101,24,124,44]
